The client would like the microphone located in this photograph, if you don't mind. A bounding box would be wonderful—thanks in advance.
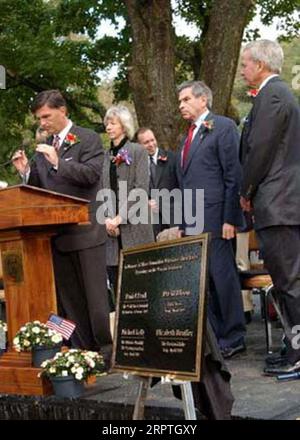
[0,158,13,168]
[0,129,48,169]
[10,138,32,160]
[0,139,31,168]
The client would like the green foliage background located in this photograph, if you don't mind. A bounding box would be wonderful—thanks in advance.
[0,0,299,182]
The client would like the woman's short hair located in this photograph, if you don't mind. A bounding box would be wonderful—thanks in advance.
[104,105,135,140]
[243,40,284,74]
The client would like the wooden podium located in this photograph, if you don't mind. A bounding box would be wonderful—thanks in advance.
[0,185,89,395]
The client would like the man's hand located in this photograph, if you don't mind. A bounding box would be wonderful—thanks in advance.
[222,223,235,240]
[11,150,29,174]
[156,227,183,242]
[36,144,59,167]
[240,196,252,212]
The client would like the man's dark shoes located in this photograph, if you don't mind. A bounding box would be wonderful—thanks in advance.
[264,360,300,376]
[244,311,252,324]
[265,347,288,366]
[221,343,246,359]
[265,353,288,367]
[100,344,112,372]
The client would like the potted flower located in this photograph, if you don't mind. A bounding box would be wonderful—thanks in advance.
[13,320,63,367]
[39,349,106,398]
[0,320,7,355]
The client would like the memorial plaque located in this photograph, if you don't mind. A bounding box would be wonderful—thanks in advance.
[112,234,209,381]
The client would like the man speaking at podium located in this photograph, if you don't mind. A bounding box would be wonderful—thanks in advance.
[12,90,112,364]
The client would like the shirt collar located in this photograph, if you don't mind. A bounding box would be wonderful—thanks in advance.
[149,147,159,165]
[55,119,73,146]
[193,109,210,135]
[194,110,209,131]
[259,74,279,91]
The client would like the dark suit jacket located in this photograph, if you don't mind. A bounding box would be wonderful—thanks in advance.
[150,148,179,231]
[177,112,243,234]
[28,124,106,251]
[240,77,300,230]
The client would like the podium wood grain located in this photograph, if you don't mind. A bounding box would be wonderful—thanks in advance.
[0,185,89,395]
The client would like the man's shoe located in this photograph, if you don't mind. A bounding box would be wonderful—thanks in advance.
[263,360,300,376]
[265,353,288,367]
[265,356,288,367]
[221,343,246,359]
[265,347,288,366]
[244,311,252,324]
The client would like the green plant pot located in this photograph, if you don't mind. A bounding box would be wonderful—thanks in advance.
[32,344,61,368]
[50,375,85,398]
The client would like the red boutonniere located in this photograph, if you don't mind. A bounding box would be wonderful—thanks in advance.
[202,119,214,132]
[158,154,168,162]
[65,133,79,146]
[246,89,259,98]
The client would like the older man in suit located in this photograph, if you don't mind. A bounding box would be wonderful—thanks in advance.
[136,127,179,238]
[176,80,246,358]
[240,40,300,375]
[12,90,112,363]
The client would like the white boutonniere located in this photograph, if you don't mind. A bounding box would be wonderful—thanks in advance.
[202,119,214,132]
[200,119,214,140]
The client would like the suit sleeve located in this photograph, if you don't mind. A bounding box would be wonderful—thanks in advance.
[217,120,242,226]
[56,132,103,186]
[27,155,42,187]
[167,151,181,228]
[241,89,287,199]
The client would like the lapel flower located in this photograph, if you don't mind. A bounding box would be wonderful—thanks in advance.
[158,154,168,162]
[64,133,80,146]
[111,148,132,166]
[246,89,259,98]
[202,119,214,132]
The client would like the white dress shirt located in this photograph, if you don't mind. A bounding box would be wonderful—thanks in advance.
[192,109,210,141]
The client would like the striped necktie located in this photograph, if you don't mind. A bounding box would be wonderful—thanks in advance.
[150,155,156,186]
[52,134,60,151]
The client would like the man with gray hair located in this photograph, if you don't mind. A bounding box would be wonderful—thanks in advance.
[177,80,246,358]
[174,80,246,419]
[240,39,300,375]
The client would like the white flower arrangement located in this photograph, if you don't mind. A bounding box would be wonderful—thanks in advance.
[0,320,7,333]
[39,349,105,381]
[13,320,63,352]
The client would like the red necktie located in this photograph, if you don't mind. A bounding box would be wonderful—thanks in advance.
[182,123,196,168]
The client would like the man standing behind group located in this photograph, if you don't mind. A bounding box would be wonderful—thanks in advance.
[177,80,246,358]
[136,127,179,238]
[240,40,300,375]
[12,90,112,363]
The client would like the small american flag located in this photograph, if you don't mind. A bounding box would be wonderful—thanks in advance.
[46,313,76,340]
